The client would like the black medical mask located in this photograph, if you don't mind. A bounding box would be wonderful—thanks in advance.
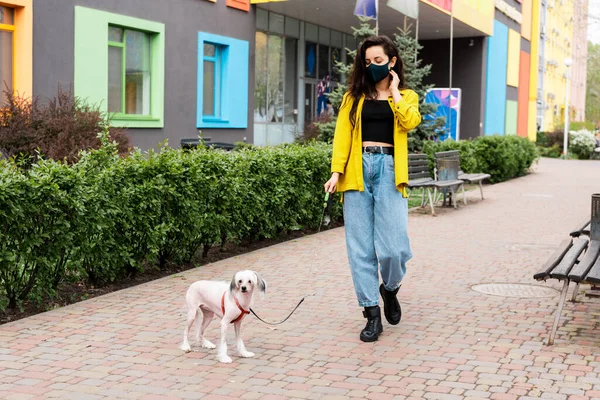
[367,62,391,83]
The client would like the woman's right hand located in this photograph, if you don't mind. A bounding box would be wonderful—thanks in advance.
[324,172,340,193]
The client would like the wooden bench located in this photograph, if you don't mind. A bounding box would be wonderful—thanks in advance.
[407,154,466,215]
[533,194,600,345]
[435,150,491,200]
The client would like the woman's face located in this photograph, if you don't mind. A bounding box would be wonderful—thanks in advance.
[365,45,395,68]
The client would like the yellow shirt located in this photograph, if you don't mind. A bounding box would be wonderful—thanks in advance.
[331,89,422,197]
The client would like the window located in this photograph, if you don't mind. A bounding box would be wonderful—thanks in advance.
[202,43,222,118]
[197,32,249,128]
[0,6,15,103]
[74,7,165,128]
[254,32,297,125]
[108,27,152,116]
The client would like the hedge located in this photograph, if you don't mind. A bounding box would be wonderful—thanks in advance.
[422,135,539,184]
[0,133,538,310]
[0,135,340,310]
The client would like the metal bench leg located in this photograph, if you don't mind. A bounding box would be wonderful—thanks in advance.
[427,187,436,215]
[479,181,484,200]
[548,280,570,346]
[571,282,581,302]
[462,184,467,205]
[450,186,457,208]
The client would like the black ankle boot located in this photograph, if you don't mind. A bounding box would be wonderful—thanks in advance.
[360,306,383,342]
[379,284,401,325]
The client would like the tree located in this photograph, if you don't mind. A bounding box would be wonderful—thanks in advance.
[328,17,377,110]
[586,42,600,125]
[310,18,376,143]
[393,20,446,152]
[323,18,444,151]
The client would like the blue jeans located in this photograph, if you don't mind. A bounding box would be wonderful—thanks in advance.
[343,152,412,307]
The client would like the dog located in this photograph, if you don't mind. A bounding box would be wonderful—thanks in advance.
[180,270,266,363]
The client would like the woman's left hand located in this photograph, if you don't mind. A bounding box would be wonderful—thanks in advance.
[389,70,400,92]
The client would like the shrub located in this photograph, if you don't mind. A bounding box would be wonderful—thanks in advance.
[0,88,130,164]
[422,135,538,184]
[0,137,341,310]
[569,129,596,160]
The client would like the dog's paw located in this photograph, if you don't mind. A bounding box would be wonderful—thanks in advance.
[239,351,254,358]
[180,342,192,353]
[218,354,233,363]
[202,340,216,349]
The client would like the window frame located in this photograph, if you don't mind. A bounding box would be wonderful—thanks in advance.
[107,26,153,118]
[74,6,165,128]
[197,32,249,129]
[202,43,222,120]
[0,19,15,94]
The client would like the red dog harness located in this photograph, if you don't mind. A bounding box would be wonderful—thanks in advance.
[221,292,250,324]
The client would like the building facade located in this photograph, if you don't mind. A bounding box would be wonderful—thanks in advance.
[536,0,578,132]
[0,0,588,150]
[32,0,256,149]
[570,0,588,123]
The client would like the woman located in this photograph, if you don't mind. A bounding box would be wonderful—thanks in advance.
[323,35,421,342]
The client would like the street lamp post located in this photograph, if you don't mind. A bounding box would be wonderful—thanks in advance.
[563,57,573,158]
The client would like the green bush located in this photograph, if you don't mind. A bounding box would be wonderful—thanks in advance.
[537,144,562,158]
[0,136,341,310]
[0,88,130,164]
[569,129,596,160]
[422,135,538,184]
[570,121,596,131]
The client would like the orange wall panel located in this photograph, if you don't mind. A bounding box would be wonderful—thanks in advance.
[226,0,250,12]
[517,51,530,138]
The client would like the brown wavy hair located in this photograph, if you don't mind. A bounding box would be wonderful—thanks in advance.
[342,35,405,128]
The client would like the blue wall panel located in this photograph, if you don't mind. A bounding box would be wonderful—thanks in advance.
[197,32,249,129]
[484,20,509,136]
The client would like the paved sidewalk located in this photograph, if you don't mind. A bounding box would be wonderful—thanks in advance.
[1,157,600,400]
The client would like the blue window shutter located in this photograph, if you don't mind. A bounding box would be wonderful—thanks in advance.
[197,32,249,128]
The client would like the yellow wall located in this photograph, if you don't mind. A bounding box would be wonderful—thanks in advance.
[541,0,574,132]
[1,0,32,97]
[453,0,494,36]
[528,0,540,141]
[521,0,532,41]
[421,0,494,36]
[507,29,520,87]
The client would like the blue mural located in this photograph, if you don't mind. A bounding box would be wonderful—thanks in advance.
[424,88,461,141]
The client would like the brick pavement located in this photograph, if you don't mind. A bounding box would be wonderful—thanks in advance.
[1,157,600,399]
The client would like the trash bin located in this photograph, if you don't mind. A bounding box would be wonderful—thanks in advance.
[437,159,459,181]
[180,138,235,151]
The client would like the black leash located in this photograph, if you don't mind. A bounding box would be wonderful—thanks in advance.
[248,192,334,326]
[249,298,304,325]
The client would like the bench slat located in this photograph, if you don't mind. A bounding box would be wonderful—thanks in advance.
[550,239,589,279]
[408,179,434,188]
[432,179,465,188]
[458,173,491,183]
[569,240,600,282]
[584,254,600,284]
[408,164,429,173]
[533,238,573,280]
[570,219,591,238]
[408,172,432,181]
[434,150,459,158]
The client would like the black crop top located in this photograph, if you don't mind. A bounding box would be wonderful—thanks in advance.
[361,100,394,145]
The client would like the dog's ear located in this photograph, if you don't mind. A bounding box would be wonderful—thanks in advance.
[254,272,266,295]
[230,273,238,293]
